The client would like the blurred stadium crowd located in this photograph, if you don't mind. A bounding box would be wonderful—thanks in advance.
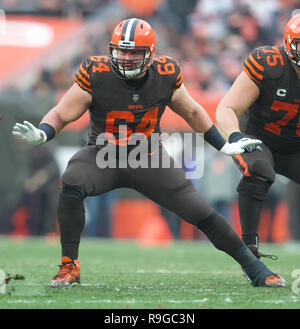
[0,0,109,17]
[4,0,297,94]
[1,0,300,241]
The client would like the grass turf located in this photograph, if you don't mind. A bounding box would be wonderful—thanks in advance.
[0,236,299,309]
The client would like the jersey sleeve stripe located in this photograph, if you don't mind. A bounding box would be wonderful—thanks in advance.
[177,70,182,81]
[249,53,264,72]
[76,71,91,86]
[176,78,183,87]
[74,75,92,93]
[80,64,90,79]
[176,73,183,87]
[243,65,260,85]
[244,59,263,80]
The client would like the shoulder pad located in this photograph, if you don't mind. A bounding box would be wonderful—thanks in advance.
[153,56,183,89]
[243,46,285,85]
[74,57,93,94]
[74,56,112,94]
[89,56,111,74]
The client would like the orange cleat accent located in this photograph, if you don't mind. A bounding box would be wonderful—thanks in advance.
[49,256,80,288]
[264,274,286,287]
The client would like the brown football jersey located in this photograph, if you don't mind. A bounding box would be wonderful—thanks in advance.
[74,55,183,146]
[241,45,300,154]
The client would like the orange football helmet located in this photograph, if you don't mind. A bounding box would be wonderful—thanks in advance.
[284,13,300,67]
[110,18,156,79]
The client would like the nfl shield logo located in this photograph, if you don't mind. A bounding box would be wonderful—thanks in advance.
[132,93,139,102]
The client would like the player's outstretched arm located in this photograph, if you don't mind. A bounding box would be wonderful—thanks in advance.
[215,71,260,139]
[215,71,263,152]
[12,83,92,145]
[169,83,214,133]
[169,83,262,156]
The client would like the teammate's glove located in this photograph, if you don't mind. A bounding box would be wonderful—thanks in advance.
[12,121,47,145]
[220,132,263,156]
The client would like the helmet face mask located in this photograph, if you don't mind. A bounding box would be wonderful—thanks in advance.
[109,18,156,79]
[285,37,300,67]
[110,44,152,79]
[284,14,300,68]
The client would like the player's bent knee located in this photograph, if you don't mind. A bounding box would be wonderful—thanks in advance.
[61,186,85,200]
[62,162,87,186]
[196,211,218,231]
[61,164,87,198]
[237,175,272,201]
[249,159,275,183]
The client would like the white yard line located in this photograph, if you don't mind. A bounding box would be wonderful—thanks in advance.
[6,298,209,304]
[135,269,236,274]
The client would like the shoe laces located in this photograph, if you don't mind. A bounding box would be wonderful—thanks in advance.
[248,244,278,260]
[258,251,278,260]
[54,261,76,279]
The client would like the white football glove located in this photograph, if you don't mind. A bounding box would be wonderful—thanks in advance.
[12,121,47,145]
[220,137,263,156]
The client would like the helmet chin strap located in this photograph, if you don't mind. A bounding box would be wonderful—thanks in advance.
[293,58,300,67]
[119,66,142,78]
[289,54,300,68]
[289,41,300,67]
[121,51,151,78]
[110,47,152,79]
[295,59,300,68]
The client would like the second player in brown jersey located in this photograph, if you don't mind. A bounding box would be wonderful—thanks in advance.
[216,13,300,260]
[242,44,300,154]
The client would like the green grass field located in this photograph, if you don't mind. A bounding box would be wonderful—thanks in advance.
[0,236,299,309]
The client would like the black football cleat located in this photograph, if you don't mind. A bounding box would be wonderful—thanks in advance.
[241,245,285,287]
